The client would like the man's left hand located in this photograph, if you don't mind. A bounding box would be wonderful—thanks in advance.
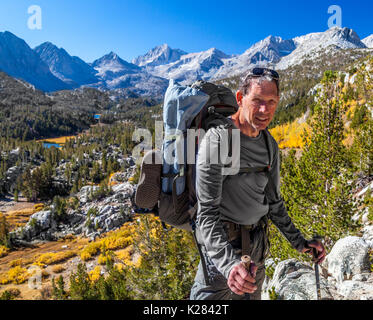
[302,239,326,264]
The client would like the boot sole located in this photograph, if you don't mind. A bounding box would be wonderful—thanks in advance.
[135,150,162,209]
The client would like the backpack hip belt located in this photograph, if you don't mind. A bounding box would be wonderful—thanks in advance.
[222,215,269,256]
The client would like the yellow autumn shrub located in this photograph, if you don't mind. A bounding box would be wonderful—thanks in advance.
[9,259,23,267]
[115,245,134,266]
[34,250,77,267]
[97,252,113,265]
[0,266,30,285]
[79,222,135,261]
[80,242,101,261]
[114,263,125,271]
[88,266,102,282]
[0,245,9,258]
[33,203,45,212]
[270,120,310,149]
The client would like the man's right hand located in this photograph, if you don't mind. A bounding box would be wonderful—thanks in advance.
[227,262,258,295]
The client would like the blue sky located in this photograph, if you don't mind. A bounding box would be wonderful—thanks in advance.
[0,0,372,63]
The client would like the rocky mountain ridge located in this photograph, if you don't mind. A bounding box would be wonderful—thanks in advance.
[132,43,187,67]
[0,27,371,95]
[276,27,367,70]
[0,31,69,92]
[34,42,98,88]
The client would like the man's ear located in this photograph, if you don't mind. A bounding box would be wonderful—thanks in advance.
[236,90,243,107]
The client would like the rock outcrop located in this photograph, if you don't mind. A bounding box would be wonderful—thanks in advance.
[262,259,333,300]
[263,233,373,300]
[324,236,371,283]
[9,159,137,244]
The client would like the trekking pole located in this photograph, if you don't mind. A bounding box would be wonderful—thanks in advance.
[312,235,323,300]
[314,259,321,300]
[240,255,253,299]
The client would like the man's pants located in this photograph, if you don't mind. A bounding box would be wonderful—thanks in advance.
[190,220,269,300]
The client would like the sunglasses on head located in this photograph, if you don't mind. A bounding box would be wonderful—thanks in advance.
[244,67,280,81]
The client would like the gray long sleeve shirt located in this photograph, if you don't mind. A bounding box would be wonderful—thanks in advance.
[195,120,307,279]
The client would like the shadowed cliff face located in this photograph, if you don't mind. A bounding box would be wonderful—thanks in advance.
[0,31,70,92]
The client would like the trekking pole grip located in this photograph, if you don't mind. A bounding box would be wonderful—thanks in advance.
[241,255,251,270]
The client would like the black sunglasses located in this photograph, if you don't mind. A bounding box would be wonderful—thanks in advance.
[244,67,280,81]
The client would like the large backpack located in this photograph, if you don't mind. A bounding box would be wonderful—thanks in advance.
[134,79,274,231]
[134,79,274,284]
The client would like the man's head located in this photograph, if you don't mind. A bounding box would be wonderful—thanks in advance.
[235,67,280,133]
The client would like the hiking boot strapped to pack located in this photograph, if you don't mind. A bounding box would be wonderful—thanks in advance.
[135,79,241,230]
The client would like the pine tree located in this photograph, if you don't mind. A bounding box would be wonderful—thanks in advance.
[350,58,373,176]
[352,119,373,176]
[68,264,98,300]
[52,275,67,300]
[271,71,361,261]
[0,213,10,248]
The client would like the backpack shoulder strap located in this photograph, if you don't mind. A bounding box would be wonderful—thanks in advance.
[263,127,274,170]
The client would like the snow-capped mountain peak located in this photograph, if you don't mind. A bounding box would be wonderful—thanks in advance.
[211,35,296,80]
[144,47,232,84]
[293,27,365,48]
[241,35,296,61]
[92,52,141,79]
[87,51,168,96]
[0,27,370,95]
[34,41,98,87]
[362,34,373,48]
[132,44,187,67]
[93,51,128,68]
[276,27,367,70]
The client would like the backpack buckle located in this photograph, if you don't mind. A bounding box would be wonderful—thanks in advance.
[207,106,215,114]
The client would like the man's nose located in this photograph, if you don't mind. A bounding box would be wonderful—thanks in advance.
[258,103,269,113]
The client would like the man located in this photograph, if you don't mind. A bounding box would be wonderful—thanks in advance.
[190,67,326,300]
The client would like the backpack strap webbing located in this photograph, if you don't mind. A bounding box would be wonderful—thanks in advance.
[263,128,273,171]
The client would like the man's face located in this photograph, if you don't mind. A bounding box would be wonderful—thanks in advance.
[237,80,279,131]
